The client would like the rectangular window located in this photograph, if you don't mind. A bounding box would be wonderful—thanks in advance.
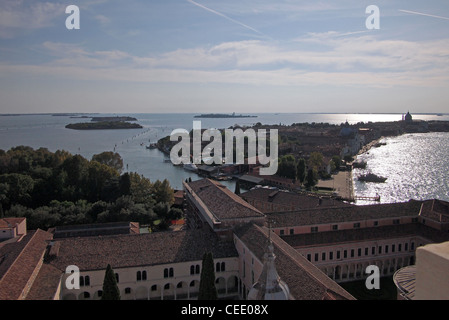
[307,254,311,261]
[290,229,294,235]
[357,248,361,257]
[322,252,326,261]
[351,249,354,258]
[365,247,369,256]
[373,221,379,226]
[353,222,360,228]
[329,252,333,260]
[337,251,340,259]
[280,230,284,235]
[385,245,389,253]
[392,244,395,253]
[311,226,318,233]
[393,219,400,225]
[398,244,402,252]
[344,250,347,258]
[378,246,382,254]
[332,224,338,231]
[314,253,319,262]
[372,246,376,255]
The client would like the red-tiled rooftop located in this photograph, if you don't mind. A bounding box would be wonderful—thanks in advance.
[48,227,238,272]
[234,223,355,300]
[0,217,25,228]
[268,200,423,228]
[0,229,53,300]
[240,187,352,212]
[185,178,264,221]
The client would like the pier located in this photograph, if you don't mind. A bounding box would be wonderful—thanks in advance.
[354,195,381,202]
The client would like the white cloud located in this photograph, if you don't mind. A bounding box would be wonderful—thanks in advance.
[3,33,449,89]
[0,1,66,38]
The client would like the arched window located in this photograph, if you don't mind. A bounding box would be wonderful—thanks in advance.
[142,270,147,281]
[85,276,90,286]
[221,262,225,272]
[83,291,90,299]
[137,271,141,281]
[190,265,195,275]
[195,265,200,274]
[115,273,119,283]
[169,267,174,277]
[80,276,84,287]
[125,288,131,294]
[164,268,168,278]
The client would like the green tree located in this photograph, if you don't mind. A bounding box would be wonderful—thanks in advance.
[278,155,297,179]
[92,151,124,173]
[101,264,121,300]
[234,180,241,195]
[198,252,218,300]
[308,152,324,171]
[152,179,174,205]
[305,168,318,189]
[296,158,306,183]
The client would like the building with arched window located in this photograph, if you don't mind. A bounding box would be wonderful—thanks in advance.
[1,179,449,300]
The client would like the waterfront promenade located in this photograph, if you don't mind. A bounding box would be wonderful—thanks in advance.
[317,170,354,202]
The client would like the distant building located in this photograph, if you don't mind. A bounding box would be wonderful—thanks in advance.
[0,217,26,241]
[404,112,413,123]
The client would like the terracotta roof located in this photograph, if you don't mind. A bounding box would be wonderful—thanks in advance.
[0,217,25,228]
[282,223,449,248]
[240,187,352,213]
[268,200,423,228]
[186,179,264,221]
[234,223,355,300]
[25,263,62,300]
[0,229,53,300]
[48,227,238,272]
[420,199,449,223]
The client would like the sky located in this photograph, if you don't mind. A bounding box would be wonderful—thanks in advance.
[0,0,448,114]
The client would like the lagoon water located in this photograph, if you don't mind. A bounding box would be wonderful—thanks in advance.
[0,113,448,203]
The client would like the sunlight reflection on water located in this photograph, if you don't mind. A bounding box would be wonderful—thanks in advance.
[353,132,449,204]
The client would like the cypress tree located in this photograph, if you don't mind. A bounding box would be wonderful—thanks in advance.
[198,252,218,300]
[234,180,241,195]
[101,264,121,300]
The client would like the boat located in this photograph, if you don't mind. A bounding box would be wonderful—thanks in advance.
[183,163,198,172]
[146,143,157,149]
[358,173,387,183]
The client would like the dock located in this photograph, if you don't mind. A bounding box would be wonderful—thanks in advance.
[354,195,381,202]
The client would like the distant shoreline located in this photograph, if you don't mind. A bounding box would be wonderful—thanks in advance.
[65,121,142,130]
[194,113,257,118]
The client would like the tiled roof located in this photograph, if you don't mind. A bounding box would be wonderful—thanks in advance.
[240,187,352,212]
[0,229,53,300]
[25,263,62,300]
[282,223,449,248]
[48,227,238,272]
[420,199,449,222]
[268,200,423,227]
[234,223,355,300]
[0,217,25,228]
[186,179,264,221]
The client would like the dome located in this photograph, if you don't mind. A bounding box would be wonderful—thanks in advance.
[247,241,291,300]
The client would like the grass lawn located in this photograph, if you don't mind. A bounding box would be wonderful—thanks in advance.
[339,276,397,300]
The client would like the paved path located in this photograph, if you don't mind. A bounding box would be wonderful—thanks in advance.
[317,170,354,201]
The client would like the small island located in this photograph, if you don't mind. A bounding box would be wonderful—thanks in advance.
[90,116,138,122]
[65,121,142,130]
[194,112,257,118]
